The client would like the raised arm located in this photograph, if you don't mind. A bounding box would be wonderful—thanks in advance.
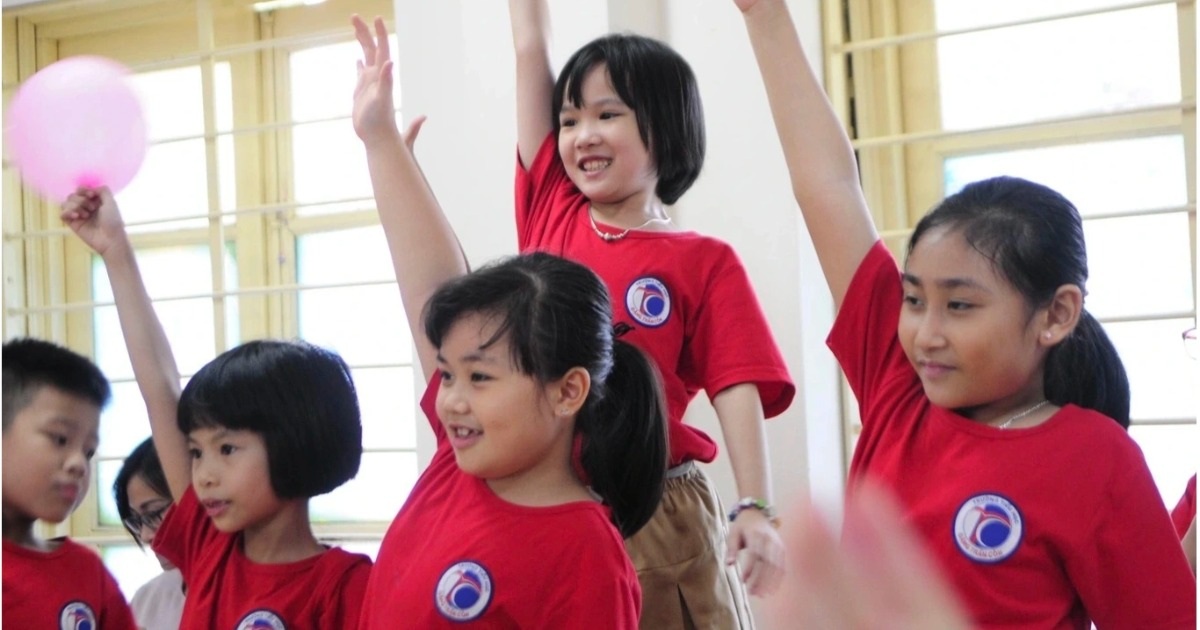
[735,0,878,308]
[352,15,469,381]
[509,0,555,169]
[61,188,191,502]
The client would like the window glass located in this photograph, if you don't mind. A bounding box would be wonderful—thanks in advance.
[936,0,1159,30]
[310,451,419,522]
[943,136,1188,217]
[297,226,419,522]
[92,245,238,457]
[1106,318,1199,421]
[1128,423,1198,507]
[1083,214,1194,320]
[935,5,1178,130]
[296,227,410,365]
[290,40,398,216]
[121,64,236,231]
[102,545,164,608]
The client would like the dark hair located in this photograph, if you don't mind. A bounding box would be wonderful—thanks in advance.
[2,338,110,431]
[113,437,171,547]
[424,252,668,538]
[908,176,1130,427]
[553,33,705,205]
[177,340,363,498]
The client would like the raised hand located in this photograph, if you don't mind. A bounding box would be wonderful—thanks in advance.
[61,186,129,258]
[352,14,399,144]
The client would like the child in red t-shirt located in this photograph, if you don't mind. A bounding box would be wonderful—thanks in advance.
[351,16,668,627]
[508,3,793,626]
[62,189,371,629]
[733,0,1196,627]
[2,338,137,630]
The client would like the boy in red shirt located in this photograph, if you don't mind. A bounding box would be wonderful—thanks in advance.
[2,338,137,630]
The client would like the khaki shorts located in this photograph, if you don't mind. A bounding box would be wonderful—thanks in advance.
[625,462,755,630]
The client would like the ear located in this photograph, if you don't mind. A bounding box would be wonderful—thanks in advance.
[1038,284,1084,347]
[547,367,592,418]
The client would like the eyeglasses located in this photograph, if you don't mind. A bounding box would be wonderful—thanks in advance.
[123,501,171,538]
[1185,327,1197,360]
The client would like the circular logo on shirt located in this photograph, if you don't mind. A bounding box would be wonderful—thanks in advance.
[953,493,1023,563]
[435,560,493,621]
[59,602,95,630]
[236,610,286,630]
[625,277,671,328]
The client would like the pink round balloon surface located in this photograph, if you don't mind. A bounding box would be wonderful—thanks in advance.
[6,56,147,202]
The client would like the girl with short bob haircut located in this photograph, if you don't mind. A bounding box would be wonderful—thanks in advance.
[732,0,1195,627]
[511,3,794,625]
[352,16,667,627]
[176,339,363,499]
[62,188,372,630]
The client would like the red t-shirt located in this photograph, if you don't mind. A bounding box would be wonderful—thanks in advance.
[154,486,371,630]
[3,537,137,630]
[358,375,640,629]
[515,133,794,465]
[828,241,1196,629]
[1172,474,1197,538]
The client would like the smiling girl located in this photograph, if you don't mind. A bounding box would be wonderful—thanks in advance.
[509,3,794,626]
[62,188,371,629]
[352,16,667,627]
[732,0,1196,627]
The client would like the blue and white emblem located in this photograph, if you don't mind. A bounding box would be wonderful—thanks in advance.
[625,277,671,328]
[435,561,493,621]
[59,601,95,630]
[236,610,286,630]
[953,493,1023,563]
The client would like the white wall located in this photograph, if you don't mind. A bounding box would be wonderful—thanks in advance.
[394,1,842,625]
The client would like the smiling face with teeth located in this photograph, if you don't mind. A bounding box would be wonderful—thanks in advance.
[435,313,581,500]
[557,63,659,219]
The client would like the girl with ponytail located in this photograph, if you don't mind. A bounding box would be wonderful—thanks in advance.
[351,16,666,628]
[734,0,1194,627]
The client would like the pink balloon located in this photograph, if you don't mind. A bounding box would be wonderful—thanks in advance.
[6,56,147,202]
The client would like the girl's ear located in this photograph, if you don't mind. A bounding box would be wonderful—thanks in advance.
[1039,284,1084,347]
[549,367,591,418]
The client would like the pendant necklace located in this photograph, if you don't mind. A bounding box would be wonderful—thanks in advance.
[996,400,1050,430]
[588,207,672,242]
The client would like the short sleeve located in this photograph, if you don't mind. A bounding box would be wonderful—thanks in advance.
[514,133,570,251]
[826,240,911,426]
[152,485,219,578]
[1065,440,1196,628]
[678,244,794,418]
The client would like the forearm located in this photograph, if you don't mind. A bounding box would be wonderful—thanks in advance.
[509,0,555,166]
[713,383,773,501]
[363,130,467,380]
[101,241,190,500]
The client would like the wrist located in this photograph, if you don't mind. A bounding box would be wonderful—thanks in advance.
[100,234,135,262]
[728,496,781,528]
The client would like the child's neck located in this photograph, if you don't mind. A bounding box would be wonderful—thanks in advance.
[589,195,672,230]
[1,508,50,551]
[486,457,593,507]
[239,499,324,564]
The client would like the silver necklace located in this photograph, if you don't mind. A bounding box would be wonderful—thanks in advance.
[997,400,1049,430]
[588,207,672,242]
